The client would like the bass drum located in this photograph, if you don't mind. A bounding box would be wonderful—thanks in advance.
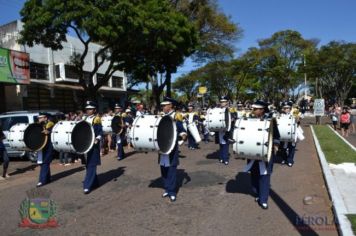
[8,123,47,151]
[276,115,296,142]
[111,115,123,134]
[233,118,274,162]
[51,120,94,154]
[101,115,113,134]
[129,115,177,154]
[187,122,201,143]
[206,107,231,132]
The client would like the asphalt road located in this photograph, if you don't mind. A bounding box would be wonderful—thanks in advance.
[0,119,338,236]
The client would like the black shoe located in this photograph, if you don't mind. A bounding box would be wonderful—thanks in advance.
[255,197,259,202]
[84,189,90,194]
[162,192,169,198]
[227,138,236,144]
[224,161,229,165]
[287,163,293,167]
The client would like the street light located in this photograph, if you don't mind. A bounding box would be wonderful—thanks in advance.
[304,55,307,99]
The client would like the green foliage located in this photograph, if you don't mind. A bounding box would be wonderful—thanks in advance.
[171,0,243,62]
[313,125,356,164]
[347,214,356,234]
[306,41,356,105]
[19,0,198,102]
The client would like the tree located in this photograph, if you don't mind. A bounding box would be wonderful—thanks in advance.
[305,41,356,105]
[171,0,243,62]
[257,30,317,101]
[172,72,199,102]
[19,0,145,100]
[19,0,198,104]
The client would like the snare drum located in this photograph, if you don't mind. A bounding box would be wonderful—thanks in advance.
[233,118,274,162]
[101,115,113,134]
[187,122,201,143]
[276,115,297,142]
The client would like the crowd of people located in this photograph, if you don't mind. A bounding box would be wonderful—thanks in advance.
[328,104,356,137]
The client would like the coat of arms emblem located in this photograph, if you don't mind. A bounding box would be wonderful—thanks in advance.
[19,188,58,228]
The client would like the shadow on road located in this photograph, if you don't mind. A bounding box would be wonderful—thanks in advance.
[9,164,38,176]
[97,166,126,188]
[270,189,319,236]
[51,166,85,182]
[148,169,191,194]
[226,173,320,235]
[225,172,255,197]
[206,151,219,160]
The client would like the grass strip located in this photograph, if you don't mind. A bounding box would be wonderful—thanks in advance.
[347,214,356,234]
[313,125,356,164]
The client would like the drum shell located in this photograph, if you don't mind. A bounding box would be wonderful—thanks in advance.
[187,122,201,143]
[8,123,47,151]
[129,115,177,154]
[276,116,297,142]
[206,107,231,132]
[101,116,113,134]
[51,120,95,154]
[233,118,273,162]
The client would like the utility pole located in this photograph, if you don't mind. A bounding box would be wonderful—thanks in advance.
[304,55,307,99]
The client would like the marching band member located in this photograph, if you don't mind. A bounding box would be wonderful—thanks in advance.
[83,101,103,194]
[113,103,126,161]
[124,108,134,148]
[244,100,280,209]
[236,102,245,118]
[200,108,210,143]
[186,104,199,150]
[280,101,298,167]
[216,96,232,165]
[159,97,187,202]
[37,112,55,187]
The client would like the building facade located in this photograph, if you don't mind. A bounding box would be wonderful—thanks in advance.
[0,20,130,113]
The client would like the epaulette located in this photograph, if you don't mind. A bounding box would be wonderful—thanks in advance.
[93,116,102,125]
[200,115,205,119]
[121,112,127,118]
[229,107,237,113]
[46,121,54,129]
[175,112,184,122]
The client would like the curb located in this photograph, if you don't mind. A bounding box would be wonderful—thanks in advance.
[327,125,356,152]
[310,126,354,236]
[311,126,354,236]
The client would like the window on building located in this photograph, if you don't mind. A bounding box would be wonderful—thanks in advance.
[97,73,109,86]
[64,65,80,79]
[112,76,123,88]
[30,62,49,80]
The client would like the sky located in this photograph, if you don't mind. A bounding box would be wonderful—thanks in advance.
[1,0,356,81]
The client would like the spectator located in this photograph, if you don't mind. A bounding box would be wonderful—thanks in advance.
[329,108,338,130]
[349,105,356,134]
[0,125,10,180]
[340,107,351,137]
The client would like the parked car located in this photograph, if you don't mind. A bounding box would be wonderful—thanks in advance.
[0,110,64,162]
